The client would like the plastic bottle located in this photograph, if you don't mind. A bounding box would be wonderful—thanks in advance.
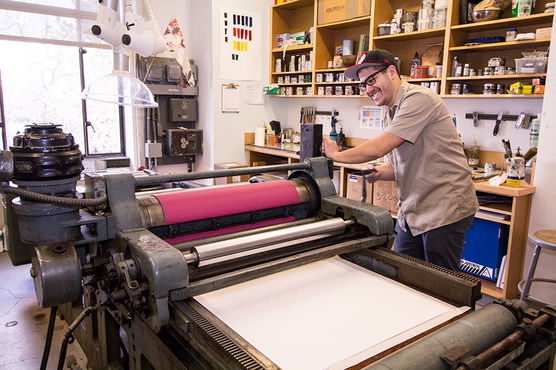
[410,52,421,78]
[451,56,459,77]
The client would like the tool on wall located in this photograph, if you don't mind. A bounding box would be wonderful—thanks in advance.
[465,112,534,136]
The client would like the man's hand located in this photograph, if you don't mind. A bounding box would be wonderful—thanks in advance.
[363,165,381,183]
[323,138,340,159]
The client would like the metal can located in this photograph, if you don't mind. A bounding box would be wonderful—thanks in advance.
[335,86,344,95]
[483,67,493,76]
[298,75,305,83]
[317,86,325,95]
[325,73,334,82]
[291,76,298,84]
[296,86,305,95]
[285,86,293,95]
[345,85,354,95]
[284,75,291,83]
[316,73,324,83]
[277,76,284,84]
[305,87,313,95]
[325,86,334,95]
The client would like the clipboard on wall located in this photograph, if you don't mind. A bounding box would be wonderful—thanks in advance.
[222,83,240,113]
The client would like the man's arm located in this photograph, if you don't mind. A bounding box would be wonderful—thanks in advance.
[324,132,405,163]
[364,162,395,182]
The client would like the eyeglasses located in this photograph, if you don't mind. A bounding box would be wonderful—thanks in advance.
[359,66,388,89]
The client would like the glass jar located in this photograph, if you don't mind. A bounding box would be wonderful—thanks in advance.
[334,86,344,95]
[450,83,462,95]
[316,73,324,83]
[496,84,505,94]
[345,86,354,95]
[506,28,517,42]
[462,83,470,94]
[325,86,334,95]
[483,83,496,95]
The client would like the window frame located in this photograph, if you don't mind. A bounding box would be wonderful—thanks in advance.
[0,0,126,156]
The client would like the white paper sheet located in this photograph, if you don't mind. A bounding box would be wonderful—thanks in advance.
[195,257,468,370]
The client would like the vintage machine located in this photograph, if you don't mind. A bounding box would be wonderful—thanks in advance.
[0,124,554,369]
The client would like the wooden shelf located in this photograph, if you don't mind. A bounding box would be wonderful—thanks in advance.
[475,213,512,225]
[447,73,547,81]
[450,39,551,51]
[441,94,543,98]
[272,0,314,10]
[373,28,445,42]
[474,182,536,197]
[406,78,441,82]
[479,203,512,216]
[317,16,371,29]
[277,83,312,86]
[315,81,360,85]
[271,44,313,53]
[272,70,312,75]
[451,13,554,32]
[316,68,347,72]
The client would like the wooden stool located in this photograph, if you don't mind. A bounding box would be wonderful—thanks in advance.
[519,230,556,304]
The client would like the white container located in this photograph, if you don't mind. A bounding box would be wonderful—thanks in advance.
[255,127,266,146]
[402,22,415,33]
[515,57,549,73]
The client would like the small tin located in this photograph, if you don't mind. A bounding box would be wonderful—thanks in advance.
[338,73,345,82]
[483,83,496,95]
[291,76,298,84]
[277,76,284,84]
[284,75,291,83]
[316,73,324,83]
[496,84,505,94]
[285,86,293,95]
[296,86,305,95]
[325,73,334,82]
[317,86,325,95]
[462,83,470,94]
[469,68,476,76]
[305,86,313,95]
[345,86,354,95]
[325,86,334,95]
[298,75,305,83]
[450,83,462,95]
[335,86,344,95]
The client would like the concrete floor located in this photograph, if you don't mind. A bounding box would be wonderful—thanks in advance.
[0,252,88,370]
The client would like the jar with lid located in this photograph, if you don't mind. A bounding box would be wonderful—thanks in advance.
[462,83,470,94]
[450,83,462,95]
[483,83,496,95]
[496,84,506,94]
[325,86,334,95]
[435,62,443,78]
[334,86,344,95]
[316,73,324,83]
[506,28,517,42]
[483,67,493,76]
[467,143,480,166]
[463,63,470,76]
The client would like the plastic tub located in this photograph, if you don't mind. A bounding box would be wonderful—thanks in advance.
[515,57,548,74]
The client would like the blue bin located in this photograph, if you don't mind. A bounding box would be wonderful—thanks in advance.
[460,218,509,281]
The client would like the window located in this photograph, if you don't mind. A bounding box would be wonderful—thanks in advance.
[0,0,125,155]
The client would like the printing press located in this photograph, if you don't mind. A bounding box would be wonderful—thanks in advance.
[0,124,555,369]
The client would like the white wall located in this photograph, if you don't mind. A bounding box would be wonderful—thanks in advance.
[523,16,556,305]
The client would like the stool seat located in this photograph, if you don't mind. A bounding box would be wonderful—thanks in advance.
[520,229,556,304]
[529,230,556,250]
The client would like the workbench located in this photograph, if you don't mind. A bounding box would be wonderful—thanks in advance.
[244,133,535,299]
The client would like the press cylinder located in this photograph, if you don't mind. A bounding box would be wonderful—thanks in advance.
[183,218,351,267]
[137,179,317,229]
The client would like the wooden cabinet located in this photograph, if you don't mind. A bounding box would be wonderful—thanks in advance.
[243,136,535,299]
[269,0,553,98]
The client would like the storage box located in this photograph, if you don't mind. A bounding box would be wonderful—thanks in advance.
[317,0,370,24]
[346,174,372,204]
[214,162,250,185]
[515,57,548,74]
[372,180,399,214]
[535,27,552,40]
[460,218,509,282]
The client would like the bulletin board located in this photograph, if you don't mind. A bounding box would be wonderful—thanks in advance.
[219,8,261,81]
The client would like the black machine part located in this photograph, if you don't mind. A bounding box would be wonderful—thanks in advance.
[9,123,83,181]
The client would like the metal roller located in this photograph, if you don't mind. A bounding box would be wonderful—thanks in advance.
[183,218,352,267]
[364,303,519,370]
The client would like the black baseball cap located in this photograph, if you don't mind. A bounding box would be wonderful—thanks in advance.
[344,49,397,80]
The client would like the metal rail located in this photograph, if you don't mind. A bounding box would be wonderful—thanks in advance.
[134,162,312,187]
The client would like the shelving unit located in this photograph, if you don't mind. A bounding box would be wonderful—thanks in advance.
[269,0,553,98]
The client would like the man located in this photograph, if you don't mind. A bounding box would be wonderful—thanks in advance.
[323,49,478,270]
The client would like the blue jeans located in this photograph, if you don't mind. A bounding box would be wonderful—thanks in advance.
[394,215,474,270]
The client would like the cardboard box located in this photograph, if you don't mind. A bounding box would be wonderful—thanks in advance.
[346,174,373,204]
[372,180,399,214]
[536,27,552,40]
[318,0,370,25]
[214,162,250,185]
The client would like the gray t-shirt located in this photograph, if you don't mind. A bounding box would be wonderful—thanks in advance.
[383,82,478,235]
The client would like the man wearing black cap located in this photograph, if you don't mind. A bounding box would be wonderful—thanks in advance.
[323,49,478,271]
